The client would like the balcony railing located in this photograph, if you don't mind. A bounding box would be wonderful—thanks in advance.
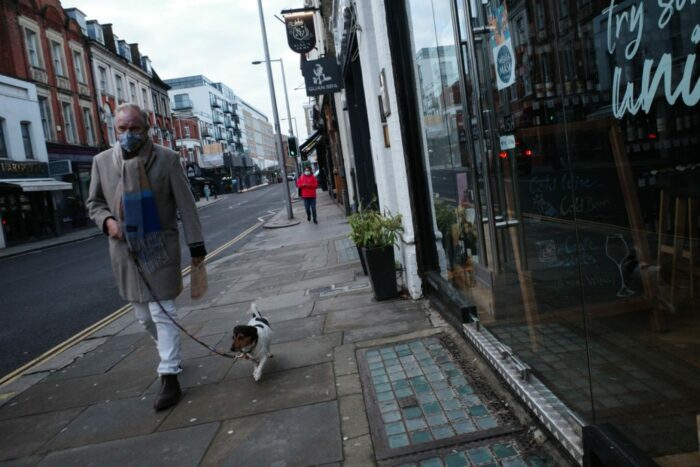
[201,127,213,137]
[212,114,224,125]
[173,98,193,110]
[225,119,234,128]
[223,102,233,114]
[210,97,221,108]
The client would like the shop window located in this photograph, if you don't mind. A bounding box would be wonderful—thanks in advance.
[0,119,7,158]
[20,122,33,159]
[447,0,700,461]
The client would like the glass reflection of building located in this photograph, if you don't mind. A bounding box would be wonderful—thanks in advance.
[403,0,700,463]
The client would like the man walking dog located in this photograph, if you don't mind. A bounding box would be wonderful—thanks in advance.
[87,104,206,411]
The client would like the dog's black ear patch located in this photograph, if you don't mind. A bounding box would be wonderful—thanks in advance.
[233,325,258,339]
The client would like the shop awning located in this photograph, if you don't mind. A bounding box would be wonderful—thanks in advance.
[299,131,322,155]
[0,178,73,192]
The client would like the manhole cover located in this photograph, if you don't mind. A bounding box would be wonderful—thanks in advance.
[357,336,557,465]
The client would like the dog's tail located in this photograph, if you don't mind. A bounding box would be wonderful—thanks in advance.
[251,302,262,318]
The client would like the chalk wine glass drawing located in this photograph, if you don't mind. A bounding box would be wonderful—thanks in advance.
[605,234,635,297]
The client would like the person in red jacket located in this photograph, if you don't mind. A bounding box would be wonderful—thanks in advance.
[296,167,319,223]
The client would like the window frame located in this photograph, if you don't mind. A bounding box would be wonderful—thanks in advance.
[20,121,34,159]
[61,101,77,144]
[50,40,66,77]
[0,119,8,158]
[98,66,110,94]
[72,49,86,83]
[23,28,43,68]
[82,106,95,146]
[128,81,137,103]
[114,74,124,102]
[38,95,54,141]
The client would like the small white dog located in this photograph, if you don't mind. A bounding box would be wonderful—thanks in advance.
[230,303,273,381]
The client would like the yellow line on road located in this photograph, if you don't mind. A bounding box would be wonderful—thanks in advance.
[0,220,263,389]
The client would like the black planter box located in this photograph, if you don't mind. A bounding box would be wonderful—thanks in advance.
[363,246,398,300]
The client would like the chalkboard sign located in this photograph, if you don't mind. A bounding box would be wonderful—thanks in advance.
[522,219,640,312]
[519,168,628,225]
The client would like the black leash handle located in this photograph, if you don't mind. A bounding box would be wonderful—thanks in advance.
[129,250,240,360]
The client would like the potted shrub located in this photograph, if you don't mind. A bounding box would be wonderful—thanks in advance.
[349,209,403,300]
[348,208,372,275]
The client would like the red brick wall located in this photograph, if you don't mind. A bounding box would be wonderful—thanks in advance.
[1,0,100,148]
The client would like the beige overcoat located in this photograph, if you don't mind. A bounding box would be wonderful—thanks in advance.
[87,143,204,302]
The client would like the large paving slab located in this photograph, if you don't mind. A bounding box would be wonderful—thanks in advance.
[224,332,342,381]
[201,401,342,467]
[159,362,335,430]
[36,422,219,467]
[43,344,137,383]
[344,315,432,343]
[0,408,83,462]
[277,271,356,294]
[313,291,377,314]
[269,314,326,345]
[324,302,426,333]
[41,396,168,451]
[0,368,156,420]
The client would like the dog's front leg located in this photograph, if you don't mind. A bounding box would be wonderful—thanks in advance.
[253,355,268,382]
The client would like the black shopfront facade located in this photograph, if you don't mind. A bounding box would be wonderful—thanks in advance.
[0,160,70,247]
[385,0,700,464]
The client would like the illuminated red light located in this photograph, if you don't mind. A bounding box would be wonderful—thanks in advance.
[499,151,508,159]
[524,149,533,156]
[648,133,657,140]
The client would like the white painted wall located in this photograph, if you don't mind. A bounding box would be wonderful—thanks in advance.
[0,75,49,163]
[349,1,422,299]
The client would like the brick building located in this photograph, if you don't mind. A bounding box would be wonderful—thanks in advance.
[0,0,101,234]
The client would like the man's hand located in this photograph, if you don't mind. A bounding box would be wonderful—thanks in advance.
[105,218,123,239]
[192,256,205,267]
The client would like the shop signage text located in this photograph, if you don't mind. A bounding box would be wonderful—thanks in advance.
[285,12,316,54]
[606,0,700,118]
[302,57,343,96]
[0,160,49,178]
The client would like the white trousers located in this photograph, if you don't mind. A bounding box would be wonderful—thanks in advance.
[132,300,182,376]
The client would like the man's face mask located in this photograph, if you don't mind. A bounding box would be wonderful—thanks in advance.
[304,170,311,175]
[118,131,145,153]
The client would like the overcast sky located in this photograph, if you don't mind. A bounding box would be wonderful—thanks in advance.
[65,0,312,139]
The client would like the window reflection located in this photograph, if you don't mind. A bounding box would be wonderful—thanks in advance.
[409,0,700,461]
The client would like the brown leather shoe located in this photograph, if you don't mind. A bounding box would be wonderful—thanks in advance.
[153,374,182,411]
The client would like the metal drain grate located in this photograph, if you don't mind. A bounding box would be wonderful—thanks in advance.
[357,336,557,465]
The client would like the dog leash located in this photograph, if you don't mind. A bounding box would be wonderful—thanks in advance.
[129,251,242,360]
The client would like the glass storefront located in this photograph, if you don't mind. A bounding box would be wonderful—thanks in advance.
[406,0,699,461]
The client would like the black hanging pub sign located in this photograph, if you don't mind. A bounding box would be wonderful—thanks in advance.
[282,8,317,54]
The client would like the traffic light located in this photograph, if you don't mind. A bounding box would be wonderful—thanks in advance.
[288,136,298,158]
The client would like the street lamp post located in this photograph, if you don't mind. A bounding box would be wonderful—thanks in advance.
[255,0,293,219]
[252,58,298,174]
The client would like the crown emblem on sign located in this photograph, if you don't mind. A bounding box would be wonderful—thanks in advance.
[291,18,304,28]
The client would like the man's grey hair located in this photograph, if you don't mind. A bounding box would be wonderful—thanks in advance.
[115,103,150,129]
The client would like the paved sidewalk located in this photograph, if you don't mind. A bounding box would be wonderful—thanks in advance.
[0,194,570,466]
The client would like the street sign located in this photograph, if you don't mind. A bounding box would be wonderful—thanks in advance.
[284,12,316,53]
[302,57,343,96]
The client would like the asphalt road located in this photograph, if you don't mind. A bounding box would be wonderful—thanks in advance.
[0,183,293,378]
